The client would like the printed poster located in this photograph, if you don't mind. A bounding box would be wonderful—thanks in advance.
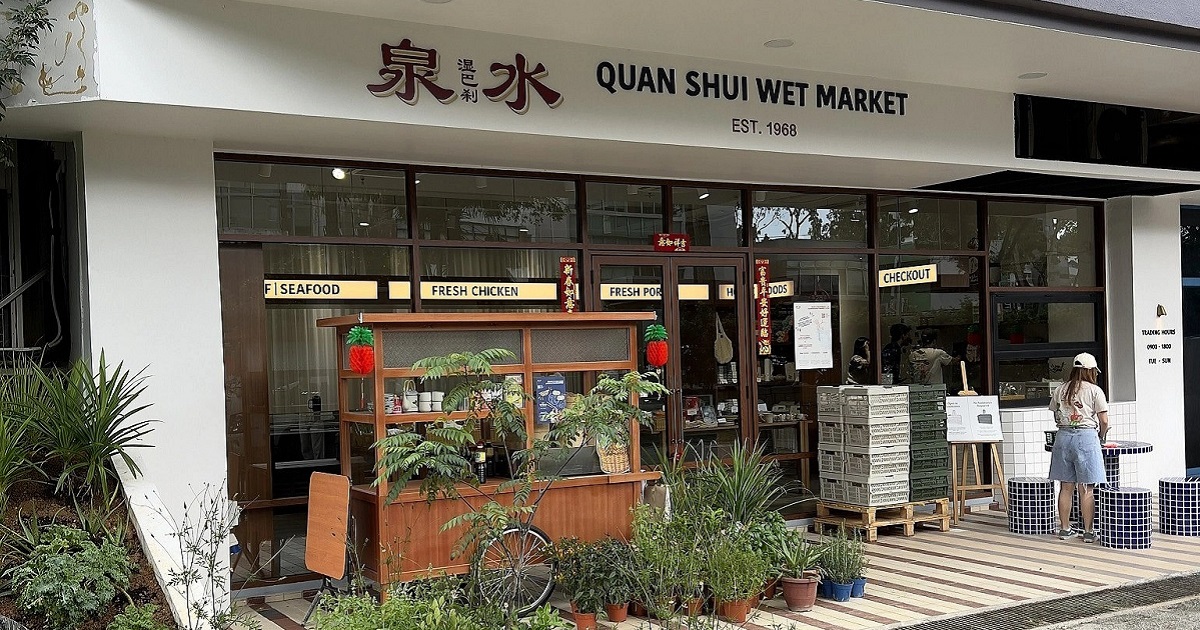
[535,374,567,425]
[792,302,832,369]
[946,396,1002,443]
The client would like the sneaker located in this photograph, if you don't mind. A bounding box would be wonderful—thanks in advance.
[1057,529,1078,540]
[1082,531,1097,544]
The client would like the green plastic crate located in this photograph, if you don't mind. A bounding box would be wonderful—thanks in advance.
[909,413,948,432]
[907,384,947,403]
[910,399,946,414]
[910,428,948,444]
[909,471,950,492]
[910,486,951,502]
[910,455,950,473]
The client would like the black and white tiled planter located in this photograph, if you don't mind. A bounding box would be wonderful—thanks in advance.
[1098,486,1152,549]
[1158,477,1200,536]
[1007,477,1056,535]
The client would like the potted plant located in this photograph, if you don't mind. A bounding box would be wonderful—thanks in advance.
[708,536,770,623]
[821,529,859,602]
[594,537,634,622]
[779,531,823,612]
[557,372,666,474]
[553,538,605,630]
[742,510,791,599]
[849,537,869,598]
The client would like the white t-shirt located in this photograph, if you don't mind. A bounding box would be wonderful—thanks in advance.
[1048,381,1109,429]
[909,348,953,385]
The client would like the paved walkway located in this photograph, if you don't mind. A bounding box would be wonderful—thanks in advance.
[235,509,1200,629]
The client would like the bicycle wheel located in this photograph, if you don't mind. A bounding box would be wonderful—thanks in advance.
[472,524,556,616]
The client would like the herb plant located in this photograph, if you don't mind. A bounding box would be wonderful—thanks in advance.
[109,603,173,630]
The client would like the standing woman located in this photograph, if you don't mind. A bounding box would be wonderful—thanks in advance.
[1048,353,1109,543]
[846,337,872,385]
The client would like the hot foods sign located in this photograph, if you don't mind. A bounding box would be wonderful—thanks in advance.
[367,38,563,114]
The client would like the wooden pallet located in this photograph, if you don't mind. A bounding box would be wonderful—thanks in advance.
[811,498,951,542]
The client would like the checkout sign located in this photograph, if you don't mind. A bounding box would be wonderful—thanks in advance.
[878,264,938,288]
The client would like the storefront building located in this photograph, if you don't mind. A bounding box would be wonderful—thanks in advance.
[5,0,1199,589]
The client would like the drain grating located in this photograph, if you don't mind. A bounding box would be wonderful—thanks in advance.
[893,572,1200,630]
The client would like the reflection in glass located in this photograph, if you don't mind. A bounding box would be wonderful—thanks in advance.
[418,247,578,313]
[415,173,577,243]
[878,196,978,250]
[264,244,411,276]
[676,265,742,460]
[586,183,663,245]
[672,187,743,246]
[989,202,1097,287]
[216,161,409,238]
[880,256,981,391]
[753,192,867,247]
[996,356,1099,403]
[995,301,1097,346]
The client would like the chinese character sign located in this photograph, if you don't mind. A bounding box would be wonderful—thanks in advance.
[652,233,691,252]
[755,259,771,355]
[559,256,578,313]
[368,39,563,115]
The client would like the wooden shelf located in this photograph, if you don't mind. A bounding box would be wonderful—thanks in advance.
[370,471,661,505]
[758,421,800,429]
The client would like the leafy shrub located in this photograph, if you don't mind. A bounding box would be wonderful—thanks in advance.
[312,579,572,630]
[28,353,155,502]
[109,603,172,630]
[0,413,32,515]
[5,525,133,630]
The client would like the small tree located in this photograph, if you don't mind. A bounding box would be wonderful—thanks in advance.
[0,1,54,165]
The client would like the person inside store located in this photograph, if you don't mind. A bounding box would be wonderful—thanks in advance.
[846,336,872,385]
[881,323,912,384]
[909,328,956,385]
[1048,352,1109,543]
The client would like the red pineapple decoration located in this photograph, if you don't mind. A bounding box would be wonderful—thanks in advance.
[347,325,375,374]
[645,324,669,367]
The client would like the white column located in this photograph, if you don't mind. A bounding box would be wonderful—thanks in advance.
[79,131,225,517]
[1105,195,1185,487]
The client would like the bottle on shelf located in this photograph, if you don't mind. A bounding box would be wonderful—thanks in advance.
[473,442,487,484]
[484,441,495,476]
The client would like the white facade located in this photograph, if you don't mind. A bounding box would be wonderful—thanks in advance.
[4,0,1197,604]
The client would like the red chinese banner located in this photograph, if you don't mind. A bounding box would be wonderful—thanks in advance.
[559,256,578,313]
[652,233,691,252]
[755,258,771,355]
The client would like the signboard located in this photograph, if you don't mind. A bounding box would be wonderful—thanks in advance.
[754,259,771,355]
[878,264,938,288]
[559,257,578,313]
[946,396,1003,443]
[388,281,412,300]
[534,374,567,425]
[718,280,794,300]
[600,283,662,301]
[652,233,691,252]
[793,302,832,369]
[678,284,711,301]
[421,282,557,301]
[264,279,378,300]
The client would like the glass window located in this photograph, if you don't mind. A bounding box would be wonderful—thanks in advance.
[753,192,867,248]
[756,254,870,457]
[988,202,1098,287]
[586,182,663,245]
[415,173,577,243]
[672,186,743,247]
[264,244,411,276]
[991,293,1104,406]
[880,256,982,392]
[878,196,978,251]
[418,247,578,313]
[216,161,409,238]
[994,300,1098,346]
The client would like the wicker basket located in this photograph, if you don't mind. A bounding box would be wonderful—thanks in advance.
[598,444,631,474]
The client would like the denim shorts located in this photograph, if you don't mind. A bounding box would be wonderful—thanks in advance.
[1048,427,1105,485]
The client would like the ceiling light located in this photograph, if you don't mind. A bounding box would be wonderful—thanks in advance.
[359,222,370,227]
[764,39,794,48]
[908,208,919,214]
[698,188,710,200]
[257,164,272,178]
[1018,72,1048,80]
[414,178,421,184]
[475,176,488,189]
[331,168,347,180]
[518,227,529,233]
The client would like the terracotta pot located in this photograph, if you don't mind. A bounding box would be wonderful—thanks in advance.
[685,596,705,617]
[629,601,648,618]
[763,578,780,599]
[605,602,629,622]
[780,576,819,612]
[572,611,597,630]
[718,599,751,623]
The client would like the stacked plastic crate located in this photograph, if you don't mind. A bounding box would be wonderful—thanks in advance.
[908,384,950,502]
[816,386,846,502]
[841,386,911,506]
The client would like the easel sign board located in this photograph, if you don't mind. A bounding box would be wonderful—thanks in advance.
[305,472,350,580]
[947,396,1003,443]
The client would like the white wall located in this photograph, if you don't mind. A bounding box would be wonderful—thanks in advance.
[1105,195,1186,486]
[79,132,225,519]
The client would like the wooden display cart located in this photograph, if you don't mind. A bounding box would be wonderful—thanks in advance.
[317,312,660,584]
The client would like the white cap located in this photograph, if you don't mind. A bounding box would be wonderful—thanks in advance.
[1073,352,1100,372]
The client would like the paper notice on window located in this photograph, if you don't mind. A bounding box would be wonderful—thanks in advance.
[793,302,833,369]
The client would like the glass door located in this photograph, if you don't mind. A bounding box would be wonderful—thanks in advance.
[592,255,750,465]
